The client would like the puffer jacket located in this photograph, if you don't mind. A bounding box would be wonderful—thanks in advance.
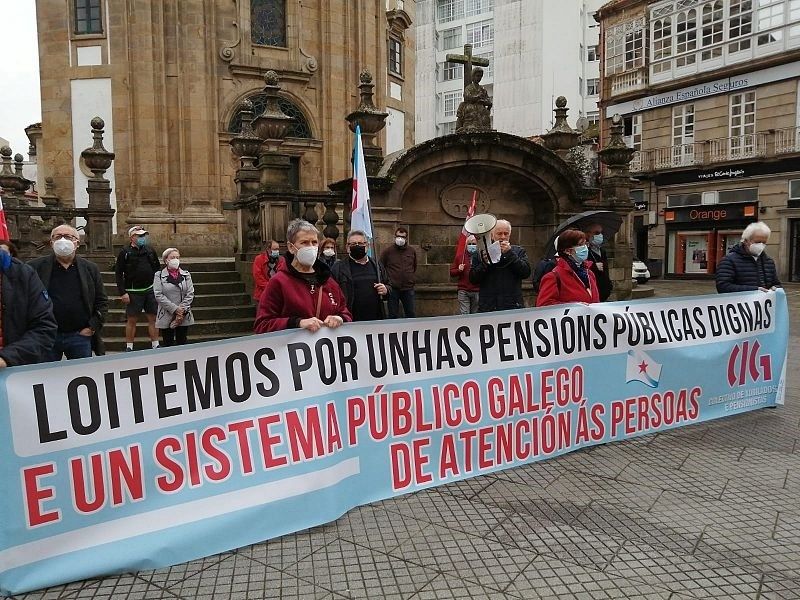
[716,243,780,293]
[0,259,58,366]
[469,245,532,312]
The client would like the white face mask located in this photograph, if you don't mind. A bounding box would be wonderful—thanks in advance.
[395,237,407,247]
[322,248,336,257]
[53,238,76,258]
[295,245,317,267]
[748,242,766,257]
[167,258,180,269]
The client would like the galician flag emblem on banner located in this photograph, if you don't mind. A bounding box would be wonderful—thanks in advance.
[626,348,662,388]
[350,125,373,250]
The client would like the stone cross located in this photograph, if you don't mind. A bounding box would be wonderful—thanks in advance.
[445,43,490,90]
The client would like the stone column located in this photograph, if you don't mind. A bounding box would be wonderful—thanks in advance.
[598,114,636,300]
[80,117,116,255]
[345,70,389,176]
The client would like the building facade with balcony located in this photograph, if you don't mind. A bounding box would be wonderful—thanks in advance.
[597,0,800,280]
[415,0,604,142]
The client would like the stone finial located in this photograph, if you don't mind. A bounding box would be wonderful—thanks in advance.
[345,66,389,175]
[360,69,373,84]
[81,116,115,178]
[0,146,11,158]
[0,146,31,197]
[40,176,60,207]
[230,98,263,163]
[540,96,581,152]
[253,70,292,141]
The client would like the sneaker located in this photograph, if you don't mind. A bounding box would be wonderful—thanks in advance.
[125,347,134,352]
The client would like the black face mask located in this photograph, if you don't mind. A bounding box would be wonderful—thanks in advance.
[349,246,367,260]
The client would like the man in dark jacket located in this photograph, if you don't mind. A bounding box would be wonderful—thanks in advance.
[29,224,108,360]
[0,245,58,368]
[583,222,613,301]
[470,219,532,312]
[381,226,417,318]
[115,225,161,350]
[331,230,389,321]
[716,222,780,293]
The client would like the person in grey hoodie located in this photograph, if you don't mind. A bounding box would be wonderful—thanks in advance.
[153,248,195,347]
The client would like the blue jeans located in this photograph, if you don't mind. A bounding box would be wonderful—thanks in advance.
[45,331,92,362]
[388,289,416,318]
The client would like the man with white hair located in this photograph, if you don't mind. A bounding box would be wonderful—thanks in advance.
[716,221,780,293]
[29,224,108,360]
[469,218,531,312]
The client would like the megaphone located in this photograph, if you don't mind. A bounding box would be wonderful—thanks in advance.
[464,213,499,264]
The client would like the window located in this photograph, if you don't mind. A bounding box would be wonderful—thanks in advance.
[466,20,493,48]
[443,91,461,117]
[605,18,645,74]
[701,0,724,60]
[251,0,287,47]
[476,51,493,77]
[676,9,698,66]
[586,78,600,96]
[730,91,756,156]
[465,0,493,17]
[441,27,462,51]
[74,0,102,34]
[672,104,695,165]
[790,179,800,202]
[758,2,784,30]
[438,0,464,23]
[587,112,600,125]
[718,188,757,203]
[389,37,402,76]
[441,61,463,81]
[667,193,702,207]
[728,0,753,52]
[653,18,673,61]
[439,121,458,136]
[623,114,642,150]
[587,44,599,61]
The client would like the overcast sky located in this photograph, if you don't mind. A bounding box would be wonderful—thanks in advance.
[0,1,40,158]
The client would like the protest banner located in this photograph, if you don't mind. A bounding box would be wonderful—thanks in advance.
[0,291,788,595]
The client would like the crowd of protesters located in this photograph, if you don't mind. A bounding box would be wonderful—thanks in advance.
[0,217,780,366]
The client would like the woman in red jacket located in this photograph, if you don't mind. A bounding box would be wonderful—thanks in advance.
[254,220,352,333]
[536,229,600,307]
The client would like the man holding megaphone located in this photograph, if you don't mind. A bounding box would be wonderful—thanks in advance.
[468,217,531,312]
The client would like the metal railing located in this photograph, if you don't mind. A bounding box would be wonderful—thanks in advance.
[708,133,768,163]
[775,126,800,154]
[652,143,703,170]
[610,68,648,95]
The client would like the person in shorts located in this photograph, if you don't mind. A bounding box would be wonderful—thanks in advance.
[115,226,161,350]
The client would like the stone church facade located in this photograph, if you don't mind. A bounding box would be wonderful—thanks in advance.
[35,0,415,254]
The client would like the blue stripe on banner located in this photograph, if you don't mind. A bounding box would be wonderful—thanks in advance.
[0,290,789,595]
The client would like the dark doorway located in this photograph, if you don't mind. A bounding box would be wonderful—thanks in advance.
[633,216,648,260]
[790,219,800,282]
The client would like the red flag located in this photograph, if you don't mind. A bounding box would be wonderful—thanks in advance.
[451,190,479,270]
[0,195,9,240]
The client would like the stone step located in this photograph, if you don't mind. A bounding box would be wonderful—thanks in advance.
[106,292,253,308]
[104,304,255,322]
[107,257,238,273]
[100,317,255,338]
[103,280,246,295]
[102,331,254,353]
[100,270,242,284]
[631,285,655,299]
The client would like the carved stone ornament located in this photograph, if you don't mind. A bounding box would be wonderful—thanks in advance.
[440,185,491,219]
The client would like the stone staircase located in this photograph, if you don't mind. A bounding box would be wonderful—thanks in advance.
[100,258,255,352]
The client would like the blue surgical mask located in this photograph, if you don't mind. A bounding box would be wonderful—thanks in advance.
[136,236,147,248]
[270,250,280,259]
[573,245,589,262]
[592,234,604,246]
[467,244,477,254]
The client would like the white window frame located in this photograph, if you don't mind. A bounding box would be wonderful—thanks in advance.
[466,19,493,48]
[437,0,464,24]
[672,103,696,166]
[586,78,600,96]
[441,61,463,81]
[442,91,461,118]
[465,0,493,18]
[730,90,757,156]
[475,51,493,78]
[587,44,599,61]
[441,26,462,51]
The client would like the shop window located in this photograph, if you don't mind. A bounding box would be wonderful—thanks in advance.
[718,188,758,204]
[667,193,702,207]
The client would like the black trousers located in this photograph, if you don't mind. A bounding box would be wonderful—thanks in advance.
[160,326,189,346]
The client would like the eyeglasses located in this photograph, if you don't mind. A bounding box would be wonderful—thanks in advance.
[348,242,367,247]
[52,234,79,242]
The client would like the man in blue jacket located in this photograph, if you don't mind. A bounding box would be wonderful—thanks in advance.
[716,222,780,293]
[0,243,58,368]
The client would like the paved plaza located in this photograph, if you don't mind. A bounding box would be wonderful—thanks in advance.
[8,281,800,600]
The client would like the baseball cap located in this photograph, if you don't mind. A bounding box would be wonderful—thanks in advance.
[128,225,148,236]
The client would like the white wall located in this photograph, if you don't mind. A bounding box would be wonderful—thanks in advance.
[70,78,116,231]
[386,108,406,153]
[414,0,438,142]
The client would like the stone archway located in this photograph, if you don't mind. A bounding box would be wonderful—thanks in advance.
[369,132,583,314]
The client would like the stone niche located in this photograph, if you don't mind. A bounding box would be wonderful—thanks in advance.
[370,131,582,316]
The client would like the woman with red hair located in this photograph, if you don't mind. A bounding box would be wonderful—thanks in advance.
[535,229,600,306]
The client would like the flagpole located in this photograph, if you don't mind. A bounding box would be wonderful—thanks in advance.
[351,125,381,284]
